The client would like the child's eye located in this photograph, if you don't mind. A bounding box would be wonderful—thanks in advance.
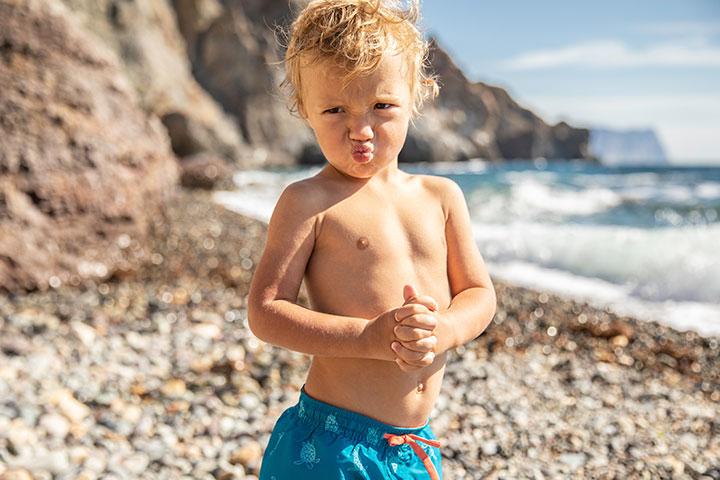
[375,103,393,110]
[323,107,343,114]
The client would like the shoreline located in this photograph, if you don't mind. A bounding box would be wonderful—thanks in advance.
[0,188,718,479]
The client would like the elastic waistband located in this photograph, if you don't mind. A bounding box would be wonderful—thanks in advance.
[295,385,431,449]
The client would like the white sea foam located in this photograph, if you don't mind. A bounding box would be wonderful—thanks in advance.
[696,181,720,199]
[474,221,720,304]
[487,260,720,337]
[510,178,622,216]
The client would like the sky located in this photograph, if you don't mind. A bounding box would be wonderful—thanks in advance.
[419,0,720,165]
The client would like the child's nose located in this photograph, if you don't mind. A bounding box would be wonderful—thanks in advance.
[348,115,374,142]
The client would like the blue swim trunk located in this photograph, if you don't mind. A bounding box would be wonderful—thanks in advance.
[258,385,443,479]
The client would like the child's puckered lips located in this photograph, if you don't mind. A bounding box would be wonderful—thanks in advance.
[351,143,374,163]
[351,143,373,154]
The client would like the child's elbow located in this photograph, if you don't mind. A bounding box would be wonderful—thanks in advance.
[246,287,269,341]
[247,296,266,341]
[487,285,498,318]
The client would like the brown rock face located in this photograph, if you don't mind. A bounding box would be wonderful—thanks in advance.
[59,0,250,166]
[400,39,592,163]
[173,0,313,165]
[0,0,179,293]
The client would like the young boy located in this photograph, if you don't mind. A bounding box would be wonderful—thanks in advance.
[248,0,496,478]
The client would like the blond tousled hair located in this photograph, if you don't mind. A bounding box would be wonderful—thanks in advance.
[279,0,439,120]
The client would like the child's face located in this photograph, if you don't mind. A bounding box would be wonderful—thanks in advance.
[299,50,413,180]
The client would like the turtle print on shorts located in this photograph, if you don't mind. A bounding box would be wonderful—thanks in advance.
[294,439,321,469]
[325,413,340,433]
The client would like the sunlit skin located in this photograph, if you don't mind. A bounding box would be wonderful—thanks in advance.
[248,48,496,428]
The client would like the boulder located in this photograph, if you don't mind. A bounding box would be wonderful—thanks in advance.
[0,0,178,293]
[179,152,234,190]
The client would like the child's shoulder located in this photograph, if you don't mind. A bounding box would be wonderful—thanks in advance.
[408,173,466,220]
[410,172,463,200]
[266,176,330,243]
[272,175,333,221]
[281,173,332,199]
[411,172,459,191]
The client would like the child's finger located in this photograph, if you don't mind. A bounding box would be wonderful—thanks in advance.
[416,350,435,366]
[397,336,437,353]
[394,304,430,322]
[392,342,435,366]
[394,324,434,342]
[392,341,424,362]
[403,294,439,312]
[396,313,437,331]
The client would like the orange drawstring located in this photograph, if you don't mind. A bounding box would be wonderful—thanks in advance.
[383,433,442,480]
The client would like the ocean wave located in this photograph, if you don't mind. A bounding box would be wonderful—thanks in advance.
[487,260,720,337]
[474,221,720,304]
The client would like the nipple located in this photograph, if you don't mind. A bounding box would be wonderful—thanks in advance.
[356,236,369,250]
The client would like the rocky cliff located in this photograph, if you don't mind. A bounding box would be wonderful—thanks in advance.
[56,0,251,166]
[400,39,591,163]
[0,0,178,292]
[171,0,315,165]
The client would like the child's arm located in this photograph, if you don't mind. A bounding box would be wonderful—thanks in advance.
[247,182,392,360]
[433,178,497,354]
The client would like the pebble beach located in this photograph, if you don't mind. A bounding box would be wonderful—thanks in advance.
[1,188,718,480]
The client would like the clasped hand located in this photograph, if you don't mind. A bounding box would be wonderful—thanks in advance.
[390,285,440,372]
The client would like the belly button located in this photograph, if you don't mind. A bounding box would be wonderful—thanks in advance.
[416,380,425,393]
[356,236,369,250]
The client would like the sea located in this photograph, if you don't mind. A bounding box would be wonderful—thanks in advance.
[213,159,720,338]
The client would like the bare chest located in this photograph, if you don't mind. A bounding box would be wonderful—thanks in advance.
[303,191,449,316]
[315,196,445,266]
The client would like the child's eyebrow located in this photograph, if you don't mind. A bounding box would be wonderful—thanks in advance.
[375,94,402,102]
[319,94,403,104]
